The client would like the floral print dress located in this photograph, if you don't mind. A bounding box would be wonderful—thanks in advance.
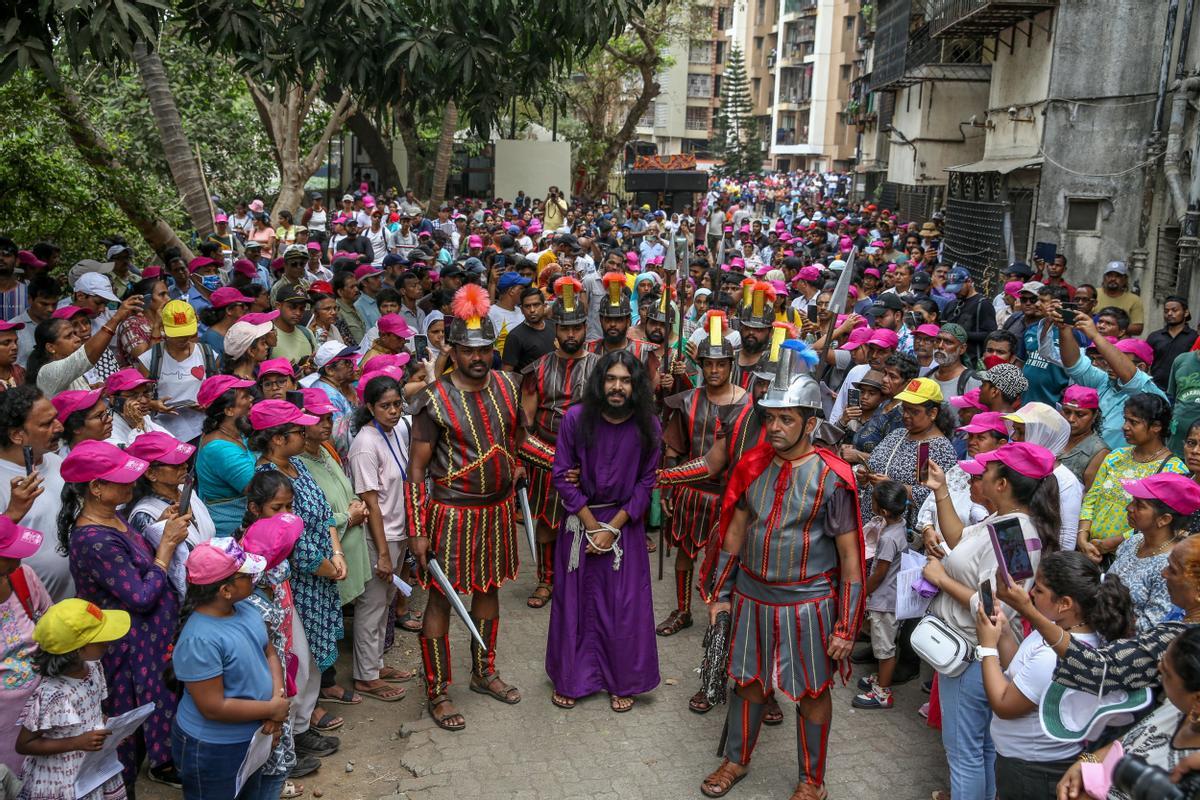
[17,662,126,800]
[256,460,342,671]
[0,566,51,774]
[69,521,180,786]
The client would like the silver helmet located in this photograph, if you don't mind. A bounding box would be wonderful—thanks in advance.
[758,339,823,411]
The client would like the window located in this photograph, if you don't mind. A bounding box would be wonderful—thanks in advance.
[687,74,714,98]
[690,40,712,63]
[754,36,763,52]
[846,14,855,29]
[1066,199,1103,232]
[686,107,711,130]
[638,103,656,128]
[752,77,762,103]
[716,41,725,63]
[756,0,766,25]
[841,64,851,80]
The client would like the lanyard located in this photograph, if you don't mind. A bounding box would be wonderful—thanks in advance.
[374,421,407,481]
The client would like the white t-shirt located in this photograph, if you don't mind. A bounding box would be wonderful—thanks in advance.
[488,304,526,355]
[0,453,70,601]
[107,413,171,448]
[1054,463,1083,552]
[138,346,208,442]
[990,630,1101,761]
[365,228,388,266]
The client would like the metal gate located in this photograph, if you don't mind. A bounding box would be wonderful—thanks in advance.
[942,171,1035,297]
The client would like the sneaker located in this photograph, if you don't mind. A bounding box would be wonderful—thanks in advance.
[918,701,930,719]
[852,687,893,709]
[856,673,878,691]
[289,754,322,778]
[294,729,340,757]
[147,764,183,788]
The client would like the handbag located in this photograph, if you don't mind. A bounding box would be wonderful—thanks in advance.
[911,615,974,677]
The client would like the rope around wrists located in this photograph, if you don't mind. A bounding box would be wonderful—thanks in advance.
[583,523,623,570]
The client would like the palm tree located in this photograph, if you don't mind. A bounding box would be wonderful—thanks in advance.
[428,101,458,209]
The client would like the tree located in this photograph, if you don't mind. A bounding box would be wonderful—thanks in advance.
[428,102,459,209]
[712,45,759,177]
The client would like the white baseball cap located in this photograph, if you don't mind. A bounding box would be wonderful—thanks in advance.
[1104,260,1128,276]
[73,272,118,302]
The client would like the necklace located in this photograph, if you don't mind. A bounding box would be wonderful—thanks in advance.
[1139,534,1180,558]
[1133,445,1170,464]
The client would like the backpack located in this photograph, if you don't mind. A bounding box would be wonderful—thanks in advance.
[9,566,37,621]
[147,342,220,398]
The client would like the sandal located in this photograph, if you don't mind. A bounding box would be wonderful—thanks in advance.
[280,780,305,798]
[310,710,343,732]
[526,584,552,609]
[551,691,576,709]
[656,609,693,637]
[428,694,465,731]
[788,784,827,800]
[689,689,713,714]
[610,694,634,713]
[700,759,747,798]
[469,673,521,704]
[395,611,423,632]
[319,687,361,705]
[379,666,414,683]
[764,695,784,726]
[646,534,657,553]
[356,681,405,702]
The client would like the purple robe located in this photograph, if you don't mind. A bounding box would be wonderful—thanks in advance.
[546,405,661,698]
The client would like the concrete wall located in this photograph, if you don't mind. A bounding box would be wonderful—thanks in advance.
[886,81,988,186]
[493,140,572,202]
[983,11,1053,161]
[809,0,857,167]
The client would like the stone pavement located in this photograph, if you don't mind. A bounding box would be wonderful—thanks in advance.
[384,558,950,800]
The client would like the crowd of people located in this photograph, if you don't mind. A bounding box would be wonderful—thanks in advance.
[1,172,1200,800]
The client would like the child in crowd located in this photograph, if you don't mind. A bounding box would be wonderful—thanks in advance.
[854,480,910,710]
[171,538,288,800]
[16,599,132,800]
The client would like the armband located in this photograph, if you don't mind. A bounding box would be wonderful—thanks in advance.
[405,481,428,539]
[833,580,865,641]
[656,456,711,487]
[518,434,556,472]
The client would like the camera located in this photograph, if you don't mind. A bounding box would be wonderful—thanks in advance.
[1113,754,1200,800]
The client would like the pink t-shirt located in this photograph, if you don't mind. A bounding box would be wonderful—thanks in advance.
[348,419,410,542]
[0,565,51,774]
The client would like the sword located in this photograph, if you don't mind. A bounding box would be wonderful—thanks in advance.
[425,557,486,650]
[516,478,538,570]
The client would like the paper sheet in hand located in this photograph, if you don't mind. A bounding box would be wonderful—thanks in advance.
[391,573,413,597]
[234,729,275,795]
[74,702,155,798]
[895,551,934,621]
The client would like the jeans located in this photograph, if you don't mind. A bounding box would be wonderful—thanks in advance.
[258,771,290,800]
[172,725,267,800]
[937,661,995,800]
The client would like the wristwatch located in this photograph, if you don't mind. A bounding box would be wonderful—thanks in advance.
[975,645,1000,661]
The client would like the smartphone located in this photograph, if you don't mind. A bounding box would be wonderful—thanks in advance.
[22,445,33,476]
[917,441,930,483]
[1034,241,1057,264]
[1060,301,1079,324]
[413,333,429,362]
[178,473,195,517]
[142,292,155,310]
[989,516,1035,584]
[285,390,305,409]
[979,581,995,618]
[847,387,861,408]
[807,303,819,323]
[904,311,922,330]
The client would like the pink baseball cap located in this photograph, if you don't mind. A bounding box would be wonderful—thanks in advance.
[950,387,987,411]
[957,411,1009,436]
[187,256,218,274]
[468,235,484,248]
[848,286,860,299]
[913,323,941,338]
[240,310,280,325]
[1122,473,1200,516]
[363,353,411,373]
[839,327,874,350]
[301,388,337,416]
[864,267,881,279]
[248,399,318,431]
[126,431,195,465]
[18,250,46,270]
[210,287,255,309]
[233,258,258,278]
[867,329,899,349]
[354,264,383,280]
[306,242,322,252]
[214,213,229,224]
[186,537,267,585]
[977,442,1056,479]
[197,375,255,408]
[51,389,103,422]
[378,314,415,338]
[61,440,149,484]
[730,257,746,270]
[1114,338,1154,365]
[0,516,43,560]
[1060,385,1099,411]
[141,266,163,280]
[0,319,24,333]
[257,358,295,379]
[1004,280,1025,299]
[357,363,410,401]
[241,514,304,570]
[798,266,822,282]
[51,305,89,320]
[106,368,154,394]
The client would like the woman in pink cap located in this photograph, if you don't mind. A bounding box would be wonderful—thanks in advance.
[198,286,253,355]
[60,440,193,789]
[52,389,111,455]
[195,375,258,538]
[257,358,298,402]
[1058,385,1110,491]
[106,367,171,447]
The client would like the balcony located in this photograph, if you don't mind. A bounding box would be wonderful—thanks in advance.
[777,88,813,110]
[867,0,990,92]
[928,0,1057,39]
[782,0,818,18]
[774,126,809,146]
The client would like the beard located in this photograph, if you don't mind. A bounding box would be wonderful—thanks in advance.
[603,327,625,345]
[604,391,633,419]
[932,349,951,365]
[742,334,766,354]
[560,337,583,354]
[645,328,665,345]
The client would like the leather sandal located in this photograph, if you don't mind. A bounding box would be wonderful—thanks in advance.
[789,784,828,800]
[689,689,713,714]
[763,695,784,725]
[655,609,693,637]
[469,673,521,704]
[526,584,552,609]
[428,694,465,731]
[700,759,747,798]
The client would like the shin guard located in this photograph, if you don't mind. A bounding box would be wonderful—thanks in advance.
[536,541,555,587]
[795,711,830,788]
[419,635,451,699]
[676,567,694,615]
[470,617,500,678]
[722,692,766,766]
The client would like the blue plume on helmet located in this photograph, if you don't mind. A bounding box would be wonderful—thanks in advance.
[781,338,820,370]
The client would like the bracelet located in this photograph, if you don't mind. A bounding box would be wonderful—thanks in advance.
[1077,752,1099,764]
[153,558,170,571]
[934,492,950,501]
[101,326,118,336]
[1049,626,1067,648]
[332,550,344,557]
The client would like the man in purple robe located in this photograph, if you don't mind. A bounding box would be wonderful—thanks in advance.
[546,349,662,712]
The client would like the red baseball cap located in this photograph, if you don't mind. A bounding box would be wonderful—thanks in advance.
[61,440,149,484]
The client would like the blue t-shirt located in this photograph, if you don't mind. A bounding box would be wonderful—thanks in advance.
[174,601,274,743]
[1022,321,1072,405]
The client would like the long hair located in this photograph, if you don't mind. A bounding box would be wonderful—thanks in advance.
[1125,392,1172,444]
[57,482,88,555]
[580,349,657,454]
[995,462,1061,551]
[201,389,246,435]
[353,375,402,430]
[26,319,71,387]
[1038,551,1134,642]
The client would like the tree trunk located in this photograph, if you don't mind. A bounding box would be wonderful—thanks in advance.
[133,42,214,237]
[428,101,458,209]
[588,60,660,199]
[395,109,426,198]
[343,108,404,195]
[46,81,192,260]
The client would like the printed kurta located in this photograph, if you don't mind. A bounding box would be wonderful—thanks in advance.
[546,405,661,697]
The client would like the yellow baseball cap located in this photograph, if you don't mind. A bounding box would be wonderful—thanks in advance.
[33,599,131,655]
[893,377,944,405]
[161,299,198,338]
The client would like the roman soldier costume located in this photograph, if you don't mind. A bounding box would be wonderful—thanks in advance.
[731,280,776,390]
